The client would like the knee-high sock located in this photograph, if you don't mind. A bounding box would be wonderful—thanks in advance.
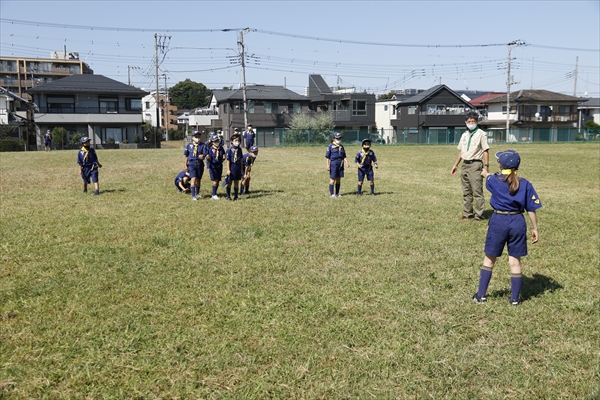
[510,272,523,302]
[477,266,493,299]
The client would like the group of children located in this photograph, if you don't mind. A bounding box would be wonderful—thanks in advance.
[178,126,258,201]
[77,126,541,307]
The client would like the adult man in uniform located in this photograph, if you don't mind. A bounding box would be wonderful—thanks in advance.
[450,112,490,221]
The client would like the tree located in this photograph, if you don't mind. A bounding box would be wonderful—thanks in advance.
[52,127,67,148]
[378,91,396,101]
[169,79,212,109]
[285,111,334,145]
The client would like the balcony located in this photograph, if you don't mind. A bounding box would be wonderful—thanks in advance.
[519,114,577,123]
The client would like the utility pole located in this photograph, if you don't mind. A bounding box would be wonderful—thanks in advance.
[154,33,160,147]
[163,73,169,141]
[573,56,578,96]
[506,40,525,140]
[128,65,140,86]
[238,28,250,128]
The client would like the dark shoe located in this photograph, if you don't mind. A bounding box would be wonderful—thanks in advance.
[474,216,484,221]
[226,197,232,201]
[472,293,487,304]
[510,299,521,306]
[93,190,99,196]
[233,196,238,201]
[83,190,87,194]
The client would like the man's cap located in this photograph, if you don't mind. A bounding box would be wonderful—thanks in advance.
[495,149,521,169]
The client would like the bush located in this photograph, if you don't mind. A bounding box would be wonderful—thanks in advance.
[69,132,84,145]
[133,133,141,143]
[0,138,26,152]
[52,127,67,147]
[105,137,116,145]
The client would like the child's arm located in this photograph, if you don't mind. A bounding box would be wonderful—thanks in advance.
[527,211,539,244]
[184,155,189,172]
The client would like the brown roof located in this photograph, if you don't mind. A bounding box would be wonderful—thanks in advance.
[482,90,582,104]
[469,92,506,107]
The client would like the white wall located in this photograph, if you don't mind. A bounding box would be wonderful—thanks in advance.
[0,95,10,125]
[374,99,399,143]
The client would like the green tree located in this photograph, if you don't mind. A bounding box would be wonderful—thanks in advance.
[69,132,84,145]
[378,91,396,100]
[584,119,600,134]
[169,79,212,109]
[52,127,67,148]
[286,112,333,145]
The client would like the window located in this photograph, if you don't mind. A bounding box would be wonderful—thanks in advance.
[126,98,142,111]
[99,98,118,113]
[223,104,228,114]
[288,102,300,114]
[408,106,416,115]
[427,104,447,114]
[501,106,517,114]
[558,105,571,115]
[264,102,279,114]
[352,100,367,116]
[145,101,150,109]
[103,127,123,143]
[523,105,537,118]
[248,101,255,114]
[384,105,388,111]
[47,96,74,113]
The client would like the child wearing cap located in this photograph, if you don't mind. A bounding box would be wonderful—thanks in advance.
[472,150,542,306]
[243,124,255,151]
[325,132,349,198]
[205,133,226,200]
[183,131,206,201]
[225,133,244,200]
[44,130,52,152]
[77,137,102,195]
[174,170,191,193]
[355,138,378,196]
[240,146,258,195]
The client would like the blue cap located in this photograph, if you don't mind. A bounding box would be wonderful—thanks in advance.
[333,132,343,139]
[192,130,201,136]
[495,150,521,169]
[209,133,219,142]
[80,136,90,144]
[249,146,258,152]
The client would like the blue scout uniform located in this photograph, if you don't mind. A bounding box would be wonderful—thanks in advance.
[44,133,52,147]
[77,146,100,183]
[325,142,346,179]
[243,130,255,150]
[183,141,205,180]
[355,149,378,182]
[205,142,225,181]
[174,170,190,192]
[226,146,244,181]
[242,153,255,170]
[484,173,542,257]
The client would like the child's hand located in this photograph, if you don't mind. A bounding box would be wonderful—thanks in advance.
[97,163,103,168]
[375,163,379,169]
[531,229,539,244]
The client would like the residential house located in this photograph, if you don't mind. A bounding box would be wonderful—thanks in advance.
[468,92,506,116]
[375,89,426,143]
[141,91,179,135]
[480,90,582,142]
[209,85,311,137]
[578,98,600,138]
[27,74,148,147]
[1,52,93,101]
[306,74,376,138]
[391,84,476,144]
[0,86,36,143]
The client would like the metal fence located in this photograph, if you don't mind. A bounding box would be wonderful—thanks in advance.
[249,127,600,147]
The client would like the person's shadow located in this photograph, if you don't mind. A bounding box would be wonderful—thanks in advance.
[490,273,563,302]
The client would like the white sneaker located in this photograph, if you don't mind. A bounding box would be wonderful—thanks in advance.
[191,196,198,201]
[196,194,202,199]
[211,195,219,200]
[336,194,342,198]
[330,194,336,198]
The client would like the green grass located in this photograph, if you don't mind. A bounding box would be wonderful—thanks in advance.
[1,143,599,399]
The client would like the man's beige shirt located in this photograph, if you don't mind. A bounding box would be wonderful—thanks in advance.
[457,128,489,160]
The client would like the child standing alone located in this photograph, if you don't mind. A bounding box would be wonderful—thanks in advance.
[77,137,102,195]
[325,132,349,198]
[472,150,542,306]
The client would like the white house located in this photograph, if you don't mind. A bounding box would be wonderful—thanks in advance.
[374,99,399,144]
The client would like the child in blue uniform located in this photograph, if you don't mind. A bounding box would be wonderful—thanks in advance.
[472,150,541,306]
[205,133,226,200]
[355,138,379,196]
[240,145,258,195]
[243,124,255,151]
[183,131,206,200]
[44,130,52,151]
[325,132,349,198]
[77,137,102,195]
[174,170,191,193]
[225,133,244,201]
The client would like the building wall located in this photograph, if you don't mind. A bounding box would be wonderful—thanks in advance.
[375,100,399,143]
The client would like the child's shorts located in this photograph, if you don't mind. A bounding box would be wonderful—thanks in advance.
[358,168,374,182]
[188,162,204,180]
[329,161,345,179]
[484,213,528,257]
[81,166,99,184]
[208,165,223,181]
[229,163,242,181]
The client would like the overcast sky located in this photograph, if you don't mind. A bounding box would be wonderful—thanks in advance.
[1,0,599,97]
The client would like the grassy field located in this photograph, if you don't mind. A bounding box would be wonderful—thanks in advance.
[1,143,598,399]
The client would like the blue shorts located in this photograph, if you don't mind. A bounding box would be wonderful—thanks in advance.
[484,213,528,257]
[208,165,223,181]
[358,168,374,182]
[81,166,99,184]
[329,162,345,179]
[188,162,204,180]
[229,163,242,181]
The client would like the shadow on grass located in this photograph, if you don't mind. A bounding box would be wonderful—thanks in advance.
[490,273,563,302]
[244,189,283,199]
[100,189,126,194]
[338,191,394,197]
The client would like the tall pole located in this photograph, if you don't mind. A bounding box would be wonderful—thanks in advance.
[506,40,525,140]
[238,28,249,128]
[154,33,160,147]
[573,56,578,96]
[163,73,169,141]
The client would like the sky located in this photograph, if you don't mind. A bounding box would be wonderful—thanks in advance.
[1,0,599,98]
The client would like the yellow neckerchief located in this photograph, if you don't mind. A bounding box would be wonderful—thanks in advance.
[81,146,89,162]
[211,142,220,159]
[233,146,240,163]
[501,169,516,175]
[361,148,371,164]
[466,127,478,151]
[192,142,199,157]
